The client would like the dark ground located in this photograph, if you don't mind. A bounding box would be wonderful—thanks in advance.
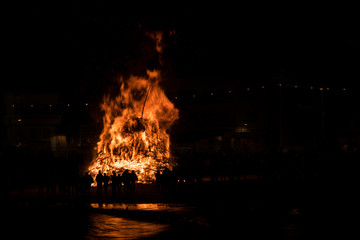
[2,176,357,239]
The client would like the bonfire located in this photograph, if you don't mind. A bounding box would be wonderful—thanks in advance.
[88,70,179,184]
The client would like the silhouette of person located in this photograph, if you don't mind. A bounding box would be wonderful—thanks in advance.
[111,171,117,197]
[130,170,138,192]
[103,173,110,195]
[122,170,130,193]
[117,173,123,195]
[96,170,103,196]
[84,172,93,196]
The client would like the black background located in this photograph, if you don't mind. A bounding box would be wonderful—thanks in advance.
[3,2,359,95]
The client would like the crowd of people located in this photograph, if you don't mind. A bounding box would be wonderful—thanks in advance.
[33,169,139,199]
[81,169,138,197]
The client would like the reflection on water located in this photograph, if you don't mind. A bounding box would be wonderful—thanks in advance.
[86,213,170,240]
[7,203,304,239]
[85,203,204,239]
[86,203,183,239]
[87,203,193,239]
[90,202,195,213]
[87,203,305,239]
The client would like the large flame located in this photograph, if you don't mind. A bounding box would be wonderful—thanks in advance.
[88,70,179,183]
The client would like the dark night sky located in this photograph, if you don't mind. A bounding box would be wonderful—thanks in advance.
[3,2,359,97]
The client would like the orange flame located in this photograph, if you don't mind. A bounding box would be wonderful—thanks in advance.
[88,70,179,183]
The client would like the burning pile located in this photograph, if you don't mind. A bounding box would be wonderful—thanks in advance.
[88,70,179,183]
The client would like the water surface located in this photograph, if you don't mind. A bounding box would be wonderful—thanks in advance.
[86,212,170,239]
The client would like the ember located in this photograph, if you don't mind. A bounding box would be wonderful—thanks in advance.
[88,70,179,184]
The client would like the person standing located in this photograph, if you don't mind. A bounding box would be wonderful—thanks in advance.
[84,172,93,196]
[117,173,123,195]
[103,173,110,195]
[111,171,118,197]
[130,170,138,192]
[96,170,103,196]
[122,170,130,193]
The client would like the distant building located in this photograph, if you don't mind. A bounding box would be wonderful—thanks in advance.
[1,92,95,158]
[171,84,360,154]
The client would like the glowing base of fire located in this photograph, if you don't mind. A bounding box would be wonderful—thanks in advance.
[88,153,173,184]
[87,117,175,184]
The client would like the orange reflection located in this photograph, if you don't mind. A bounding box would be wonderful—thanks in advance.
[87,213,169,239]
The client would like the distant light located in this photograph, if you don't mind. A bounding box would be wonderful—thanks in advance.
[17,119,22,122]
[49,104,52,107]
[246,88,250,91]
[310,86,314,90]
[320,88,324,91]
[228,90,232,93]
[85,103,89,106]
[210,92,214,96]
[244,123,248,126]
[326,88,330,91]
[192,94,196,98]
[12,105,15,108]
[279,83,282,87]
[30,104,34,108]
[342,88,346,91]
[67,104,70,107]
[261,85,265,89]
[174,97,178,100]
[294,85,298,88]
[235,127,247,133]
